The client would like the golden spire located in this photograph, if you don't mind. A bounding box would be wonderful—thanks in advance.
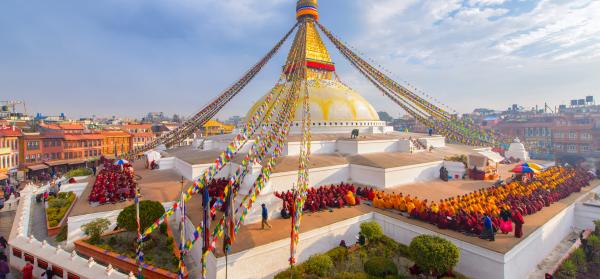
[288,0,335,79]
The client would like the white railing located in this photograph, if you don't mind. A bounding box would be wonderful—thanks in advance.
[7,185,132,279]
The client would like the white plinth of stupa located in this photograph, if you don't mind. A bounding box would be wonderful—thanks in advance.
[505,137,529,161]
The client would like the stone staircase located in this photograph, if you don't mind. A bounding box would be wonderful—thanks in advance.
[410,138,427,152]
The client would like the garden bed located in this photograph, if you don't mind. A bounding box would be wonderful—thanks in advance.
[275,221,468,279]
[74,220,187,279]
[45,191,77,236]
[553,220,600,279]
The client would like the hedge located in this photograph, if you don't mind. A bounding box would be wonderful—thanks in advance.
[303,254,333,277]
[117,200,165,232]
[555,259,577,279]
[409,235,460,275]
[363,256,397,277]
[65,167,92,178]
[46,192,76,227]
[360,221,383,242]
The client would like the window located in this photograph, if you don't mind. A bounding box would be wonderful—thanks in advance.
[582,145,591,152]
[581,133,592,140]
[567,144,577,153]
[569,131,577,139]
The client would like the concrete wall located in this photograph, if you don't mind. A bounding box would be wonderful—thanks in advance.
[375,213,506,279]
[242,165,350,224]
[384,161,443,187]
[356,140,399,154]
[203,184,600,279]
[213,213,372,279]
[286,140,337,156]
[350,164,385,187]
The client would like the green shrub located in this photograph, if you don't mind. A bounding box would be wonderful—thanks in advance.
[66,168,92,178]
[108,236,117,246]
[302,254,333,277]
[587,234,600,264]
[274,267,304,279]
[363,256,397,277]
[334,271,369,279]
[556,259,577,279]
[82,218,110,244]
[48,198,68,209]
[117,200,165,232]
[569,248,587,272]
[46,192,76,227]
[409,235,460,276]
[327,246,348,263]
[166,236,173,246]
[55,225,68,242]
[360,221,383,242]
[594,220,600,237]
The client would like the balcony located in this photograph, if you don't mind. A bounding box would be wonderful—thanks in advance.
[0,147,11,155]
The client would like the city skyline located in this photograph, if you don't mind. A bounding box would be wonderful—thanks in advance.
[1,0,599,119]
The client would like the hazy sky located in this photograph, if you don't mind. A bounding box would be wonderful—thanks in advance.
[1,0,599,119]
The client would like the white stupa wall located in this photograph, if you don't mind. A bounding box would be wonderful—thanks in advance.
[198,185,600,279]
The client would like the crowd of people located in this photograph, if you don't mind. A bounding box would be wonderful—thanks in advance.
[367,166,594,240]
[88,159,137,205]
[274,183,360,218]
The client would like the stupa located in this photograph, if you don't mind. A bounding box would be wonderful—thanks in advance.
[505,137,529,161]
[248,0,389,134]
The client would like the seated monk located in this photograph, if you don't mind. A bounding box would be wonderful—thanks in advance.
[399,199,407,212]
[384,196,394,209]
[345,191,356,206]
[406,201,415,214]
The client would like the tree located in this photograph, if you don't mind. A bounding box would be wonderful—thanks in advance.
[409,235,460,276]
[117,200,165,232]
[360,221,383,242]
[82,218,110,244]
[377,111,393,123]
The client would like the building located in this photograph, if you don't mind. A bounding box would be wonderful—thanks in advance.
[41,132,65,162]
[0,125,21,183]
[101,131,131,157]
[200,119,235,136]
[63,133,103,162]
[120,124,155,150]
[40,123,86,134]
[19,132,43,168]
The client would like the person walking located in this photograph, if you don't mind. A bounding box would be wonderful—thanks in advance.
[480,213,495,241]
[41,266,55,279]
[21,262,33,279]
[512,209,525,238]
[261,204,272,229]
[0,254,10,279]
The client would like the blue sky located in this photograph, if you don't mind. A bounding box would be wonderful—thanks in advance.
[1,0,599,119]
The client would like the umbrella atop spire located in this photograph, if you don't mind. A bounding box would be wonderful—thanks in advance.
[296,0,319,21]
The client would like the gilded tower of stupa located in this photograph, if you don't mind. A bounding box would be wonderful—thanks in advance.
[249,0,388,134]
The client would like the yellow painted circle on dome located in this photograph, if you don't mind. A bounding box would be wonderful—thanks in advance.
[247,80,380,122]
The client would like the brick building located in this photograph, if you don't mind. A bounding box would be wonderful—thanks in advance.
[19,132,43,167]
[0,125,21,182]
[101,131,131,157]
[40,123,86,134]
[63,133,103,162]
[121,124,155,150]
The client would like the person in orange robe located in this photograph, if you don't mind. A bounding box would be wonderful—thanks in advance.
[345,191,356,206]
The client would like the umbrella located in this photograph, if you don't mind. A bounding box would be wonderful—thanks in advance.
[114,159,129,166]
[524,162,545,171]
[511,164,540,174]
